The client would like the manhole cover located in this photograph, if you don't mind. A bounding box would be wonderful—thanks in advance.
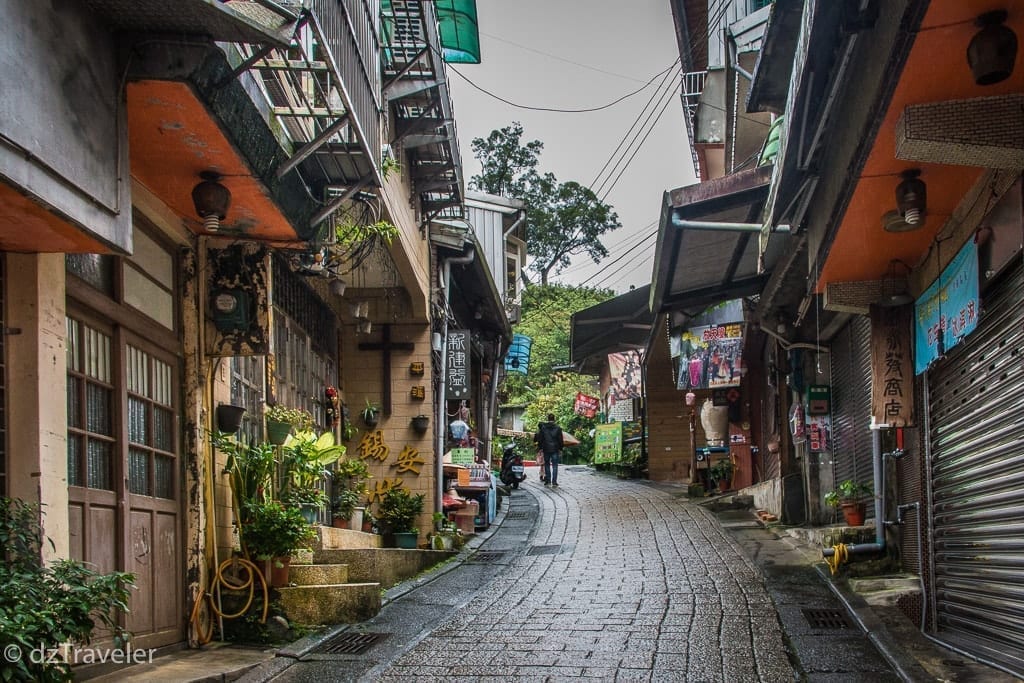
[802,608,851,629]
[526,544,562,556]
[506,511,530,520]
[321,632,389,654]
[470,550,508,563]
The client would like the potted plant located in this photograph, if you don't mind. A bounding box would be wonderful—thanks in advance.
[377,487,424,548]
[334,457,371,530]
[264,404,314,445]
[279,429,346,522]
[825,479,872,526]
[429,511,462,550]
[331,487,363,529]
[211,432,277,525]
[709,458,736,493]
[241,500,316,587]
[410,414,431,434]
[361,399,380,428]
[215,403,247,433]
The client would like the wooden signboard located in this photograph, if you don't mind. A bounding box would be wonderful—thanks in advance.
[870,304,914,427]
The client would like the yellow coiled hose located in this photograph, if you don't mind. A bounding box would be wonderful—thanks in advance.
[826,543,849,576]
[189,556,269,645]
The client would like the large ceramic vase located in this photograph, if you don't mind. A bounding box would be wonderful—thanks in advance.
[700,399,729,446]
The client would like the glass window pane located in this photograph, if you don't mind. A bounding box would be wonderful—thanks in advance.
[124,266,174,330]
[67,376,81,429]
[129,449,150,496]
[155,454,174,499]
[86,384,112,435]
[66,317,80,372]
[87,440,113,490]
[154,406,173,452]
[128,229,174,289]
[67,435,82,486]
[128,396,148,445]
[65,254,115,296]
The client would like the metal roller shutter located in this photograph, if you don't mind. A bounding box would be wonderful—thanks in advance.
[830,315,874,515]
[927,261,1024,675]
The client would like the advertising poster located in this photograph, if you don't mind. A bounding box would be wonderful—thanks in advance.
[574,392,600,418]
[675,322,743,390]
[807,415,832,454]
[608,350,642,401]
[914,240,979,374]
[593,422,623,464]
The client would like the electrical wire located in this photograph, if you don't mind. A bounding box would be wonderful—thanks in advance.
[445,58,681,113]
[478,30,648,84]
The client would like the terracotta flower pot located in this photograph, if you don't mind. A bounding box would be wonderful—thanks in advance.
[841,502,866,527]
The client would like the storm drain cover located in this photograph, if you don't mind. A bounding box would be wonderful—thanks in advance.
[321,631,389,654]
[470,550,508,563]
[506,510,530,520]
[802,608,851,629]
[526,544,562,556]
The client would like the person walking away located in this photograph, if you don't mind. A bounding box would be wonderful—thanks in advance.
[534,414,564,487]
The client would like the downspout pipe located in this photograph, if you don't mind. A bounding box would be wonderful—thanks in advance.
[823,428,885,557]
[435,245,476,513]
[503,210,525,238]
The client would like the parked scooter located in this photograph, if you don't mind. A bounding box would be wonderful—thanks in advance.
[499,443,526,489]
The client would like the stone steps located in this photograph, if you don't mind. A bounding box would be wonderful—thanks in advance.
[313,548,456,588]
[276,582,382,625]
[287,562,349,586]
[317,525,383,550]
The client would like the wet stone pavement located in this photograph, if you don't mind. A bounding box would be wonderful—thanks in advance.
[249,467,897,682]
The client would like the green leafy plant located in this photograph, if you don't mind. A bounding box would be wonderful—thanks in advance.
[376,488,425,534]
[331,488,363,521]
[381,155,401,180]
[361,399,380,422]
[211,433,277,524]
[265,405,314,431]
[241,500,316,559]
[279,430,347,508]
[826,479,872,507]
[709,459,735,486]
[336,220,398,247]
[0,498,135,683]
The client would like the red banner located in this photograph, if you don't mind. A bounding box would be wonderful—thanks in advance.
[574,392,600,418]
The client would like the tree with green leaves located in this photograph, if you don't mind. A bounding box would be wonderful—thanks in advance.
[469,122,622,285]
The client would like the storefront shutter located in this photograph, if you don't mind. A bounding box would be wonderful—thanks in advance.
[829,315,874,515]
[926,261,1024,676]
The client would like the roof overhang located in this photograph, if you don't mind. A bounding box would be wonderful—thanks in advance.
[746,0,804,114]
[433,229,513,344]
[650,165,784,315]
[570,286,654,375]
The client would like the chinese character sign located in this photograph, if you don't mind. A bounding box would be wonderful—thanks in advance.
[574,392,600,418]
[871,304,915,427]
[446,329,471,399]
[608,351,642,401]
[914,240,979,374]
[675,322,743,390]
[593,422,623,464]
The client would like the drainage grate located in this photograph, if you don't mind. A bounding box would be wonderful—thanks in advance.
[526,544,562,556]
[506,510,530,520]
[802,608,851,629]
[566,467,589,472]
[321,631,389,654]
[470,550,508,563]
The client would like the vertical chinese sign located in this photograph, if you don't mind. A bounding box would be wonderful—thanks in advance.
[870,304,914,427]
[446,329,471,400]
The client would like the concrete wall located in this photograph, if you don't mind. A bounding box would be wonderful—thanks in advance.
[0,1,131,252]
[5,254,69,561]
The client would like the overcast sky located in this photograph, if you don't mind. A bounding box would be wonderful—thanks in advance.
[447,1,696,294]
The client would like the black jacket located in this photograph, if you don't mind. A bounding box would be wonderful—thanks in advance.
[534,421,564,455]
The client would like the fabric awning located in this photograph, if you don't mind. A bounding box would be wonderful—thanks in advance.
[650,165,786,315]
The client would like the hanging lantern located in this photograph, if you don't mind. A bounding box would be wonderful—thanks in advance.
[967,10,1018,86]
[191,171,231,232]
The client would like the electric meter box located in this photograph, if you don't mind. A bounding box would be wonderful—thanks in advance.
[807,385,831,415]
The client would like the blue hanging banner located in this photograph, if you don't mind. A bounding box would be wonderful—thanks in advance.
[914,240,979,374]
[504,334,532,375]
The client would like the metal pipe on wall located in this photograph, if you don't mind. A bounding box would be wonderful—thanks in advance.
[823,428,886,557]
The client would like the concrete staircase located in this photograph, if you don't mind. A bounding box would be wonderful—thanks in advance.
[274,526,457,626]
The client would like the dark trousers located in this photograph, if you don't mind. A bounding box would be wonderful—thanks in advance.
[542,451,560,484]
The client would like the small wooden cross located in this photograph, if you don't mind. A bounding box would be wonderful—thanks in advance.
[358,324,414,415]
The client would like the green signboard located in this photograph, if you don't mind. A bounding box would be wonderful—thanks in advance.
[593,423,623,464]
[450,447,475,465]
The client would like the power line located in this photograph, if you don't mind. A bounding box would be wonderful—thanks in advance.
[478,31,647,84]
[445,58,679,114]
[557,219,659,275]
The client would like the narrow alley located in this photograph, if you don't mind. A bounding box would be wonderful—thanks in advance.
[245,467,897,682]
